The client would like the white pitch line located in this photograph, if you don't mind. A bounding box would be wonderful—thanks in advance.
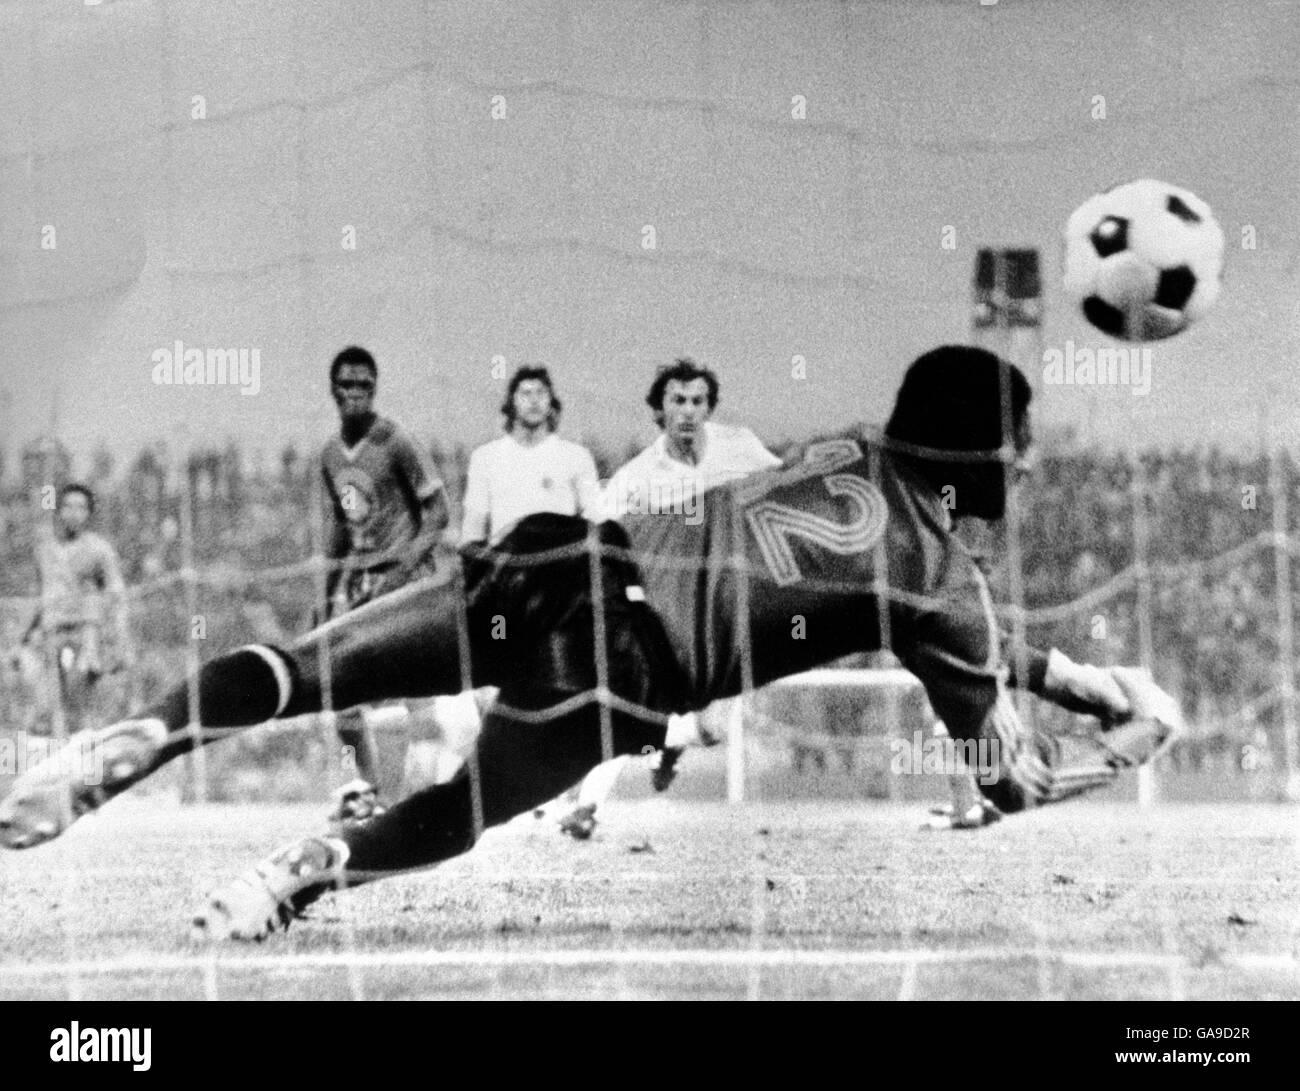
[20,865,1293,887]
[896,960,918,1000]
[1,948,1296,979]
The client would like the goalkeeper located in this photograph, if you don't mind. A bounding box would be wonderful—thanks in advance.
[0,346,1182,940]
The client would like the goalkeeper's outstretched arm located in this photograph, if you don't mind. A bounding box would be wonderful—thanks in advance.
[972,663,1182,816]
[1003,640,1131,721]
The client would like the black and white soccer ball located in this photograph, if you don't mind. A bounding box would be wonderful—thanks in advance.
[1063,178,1224,341]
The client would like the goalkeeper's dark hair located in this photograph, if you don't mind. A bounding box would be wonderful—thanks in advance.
[885,345,1031,521]
[329,346,378,385]
[885,345,1031,455]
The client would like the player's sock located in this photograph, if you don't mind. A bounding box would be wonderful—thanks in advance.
[339,699,667,874]
[335,707,381,786]
[146,644,294,748]
[339,773,478,875]
[651,746,682,792]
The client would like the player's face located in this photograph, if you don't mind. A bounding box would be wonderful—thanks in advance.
[661,378,713,447]
[512,379,553,430]
[332,364,376,420]
[57,493,90,536]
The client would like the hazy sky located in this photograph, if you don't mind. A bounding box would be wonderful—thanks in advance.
[2,0,1297,470]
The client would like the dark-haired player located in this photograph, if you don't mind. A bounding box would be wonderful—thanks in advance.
[18,484,131,733]
[0,347,1181,940]
[559,356,779,838]
[460,365,599,547]
[320,346,448,818]
[459,366,599,830]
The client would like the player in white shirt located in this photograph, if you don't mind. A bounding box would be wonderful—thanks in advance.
[559,358,780,839]
[603,374,780,518]
[446,368,601,823]
[461,367,600,546]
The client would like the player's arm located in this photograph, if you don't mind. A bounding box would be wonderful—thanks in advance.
[597,447,657,523]
[320,465,350,604]
[460,449,491,546]
[915,663,1113,817]
[971,688,1068,814]
[596,464,628,522]
[18,579,43,646]
[19,608,41,644]
[967,671,1180,816]
[395,487,448,575]
[983,551,1129,720]
[15,546,49,657]
[1004,636,1130,723]
[739,427,782,471]
[420,487,450,536]
[902,607,1092,818]
[573,448,602,521]
[9,607,42,676]
[393,433,449,573]
[911,617,1179,819]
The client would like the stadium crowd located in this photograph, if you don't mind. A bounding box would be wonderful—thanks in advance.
[0,430,1289,790]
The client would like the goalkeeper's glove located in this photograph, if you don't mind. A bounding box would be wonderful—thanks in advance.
[1107,666,1185,737]
[1042,649,1132,723]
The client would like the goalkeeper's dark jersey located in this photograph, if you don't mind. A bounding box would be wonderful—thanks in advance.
[621,436,1004,741]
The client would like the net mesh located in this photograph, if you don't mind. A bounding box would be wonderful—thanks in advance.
[1,0,1296,1001]
[1,435,1297,999]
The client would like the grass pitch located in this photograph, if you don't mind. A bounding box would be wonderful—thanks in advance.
[0,798,1295,1000]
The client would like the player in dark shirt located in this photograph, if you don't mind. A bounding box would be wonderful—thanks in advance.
[321,345,448,611]
[0,346,1181,940]
[319,346,448,815]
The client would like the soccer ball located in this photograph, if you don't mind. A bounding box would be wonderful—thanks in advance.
[1063,178,1224,341]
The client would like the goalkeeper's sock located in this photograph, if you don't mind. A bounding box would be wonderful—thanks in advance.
[145,644,294,752]
[932,720,984,816]
[336,707,381,786]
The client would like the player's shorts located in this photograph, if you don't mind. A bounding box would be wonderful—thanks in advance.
[33,623,108,735]
[466,513,690,718]
[46,622,103,680]
[330,557,437,617]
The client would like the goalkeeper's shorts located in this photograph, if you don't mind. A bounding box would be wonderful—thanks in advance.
[466,513,691,717]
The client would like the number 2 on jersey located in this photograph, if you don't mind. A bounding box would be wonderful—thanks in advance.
[745,474,888,587]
